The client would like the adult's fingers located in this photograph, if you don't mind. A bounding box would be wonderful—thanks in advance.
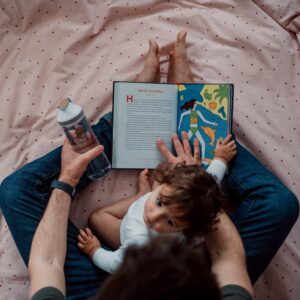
[81,145,104,164]
[62,138,74,152]
[193,138,201,163]
[181,131,191,155]
[172,134,185,157]
[156,138,175,162]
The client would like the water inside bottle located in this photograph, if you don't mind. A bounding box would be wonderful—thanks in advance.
[86,152,111,180]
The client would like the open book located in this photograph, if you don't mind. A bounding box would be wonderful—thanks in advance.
[112,82,233,169]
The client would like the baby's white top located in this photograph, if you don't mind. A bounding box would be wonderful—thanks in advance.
[92,192,160,274]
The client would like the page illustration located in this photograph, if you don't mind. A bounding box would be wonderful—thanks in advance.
[177,84,232,165]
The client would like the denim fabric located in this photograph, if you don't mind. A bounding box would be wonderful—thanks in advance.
[222,143,299,282]
[0,112,299,299]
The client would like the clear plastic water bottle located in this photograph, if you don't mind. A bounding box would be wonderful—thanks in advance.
[57,98,111,180]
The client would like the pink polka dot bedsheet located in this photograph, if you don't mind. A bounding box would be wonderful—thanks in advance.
[0,1,299,299]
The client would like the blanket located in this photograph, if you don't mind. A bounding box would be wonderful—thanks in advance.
[0,1,299,299]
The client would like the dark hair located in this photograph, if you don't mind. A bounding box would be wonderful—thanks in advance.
[98,236,221,300]
[154,163,226,237]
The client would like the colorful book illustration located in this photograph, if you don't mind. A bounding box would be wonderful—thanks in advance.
[177,84,233,165]
[112,82,233,169]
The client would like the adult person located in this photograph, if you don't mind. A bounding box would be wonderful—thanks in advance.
[0,31,299,299]
[26,136,253,300]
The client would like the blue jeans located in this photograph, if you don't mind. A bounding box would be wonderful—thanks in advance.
[0,112,298,299]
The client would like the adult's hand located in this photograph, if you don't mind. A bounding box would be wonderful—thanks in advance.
[59,138,104,186]
[156,131,201,165]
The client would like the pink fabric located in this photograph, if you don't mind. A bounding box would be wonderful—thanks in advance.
[254,0,300,37]
[0,1,299,299]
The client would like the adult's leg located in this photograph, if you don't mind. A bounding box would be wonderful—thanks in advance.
[0,113,112,300]
[222,141,299,283]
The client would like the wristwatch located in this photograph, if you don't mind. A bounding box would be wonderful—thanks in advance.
[50,179,76,199]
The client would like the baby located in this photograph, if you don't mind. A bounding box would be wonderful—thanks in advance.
[77,134,236,274]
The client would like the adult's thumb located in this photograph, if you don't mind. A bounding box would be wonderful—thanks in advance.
[84,145,104,162]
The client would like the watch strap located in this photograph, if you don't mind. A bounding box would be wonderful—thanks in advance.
[50,179,76,198]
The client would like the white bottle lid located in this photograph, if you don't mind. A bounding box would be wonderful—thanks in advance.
[57,98,84,127]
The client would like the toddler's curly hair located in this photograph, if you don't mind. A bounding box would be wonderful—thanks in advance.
[153,163,226,237]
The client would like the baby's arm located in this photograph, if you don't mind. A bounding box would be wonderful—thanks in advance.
[88,169,151,249]
[206,135,237,184]
[92,246,124,274]
[77,227,123,274]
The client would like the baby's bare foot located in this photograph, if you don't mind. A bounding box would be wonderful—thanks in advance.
[168,31,194,83]
[136,40,160,82]
[138,169,151,195]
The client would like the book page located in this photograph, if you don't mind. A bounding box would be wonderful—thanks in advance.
[113,82,178,169]
[177,84,233,166]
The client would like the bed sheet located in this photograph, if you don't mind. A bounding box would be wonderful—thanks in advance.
[0,1,299,299]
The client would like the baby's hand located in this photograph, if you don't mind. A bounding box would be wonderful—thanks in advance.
[138,169,152,195]
[77,228,101,259]
[213,135,237,164]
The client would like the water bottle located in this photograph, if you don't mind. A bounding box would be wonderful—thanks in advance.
[57,97,111,180]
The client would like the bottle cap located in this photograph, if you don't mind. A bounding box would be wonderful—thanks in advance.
[58,98,70,110]
[57,98,84,127]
